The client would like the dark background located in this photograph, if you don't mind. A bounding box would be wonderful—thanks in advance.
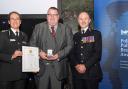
[0,0,93,39]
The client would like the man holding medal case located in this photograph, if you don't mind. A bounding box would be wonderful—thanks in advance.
[29,7,73,89]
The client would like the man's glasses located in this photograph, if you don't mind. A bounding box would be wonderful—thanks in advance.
[47,14,59,17]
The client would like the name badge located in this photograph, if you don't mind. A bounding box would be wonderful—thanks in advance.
[82,36,95,43]
[10,39,16,42]
[22,41,27,44]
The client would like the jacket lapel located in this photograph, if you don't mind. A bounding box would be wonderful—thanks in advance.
[55,24,63,48]
[9,29,16,39]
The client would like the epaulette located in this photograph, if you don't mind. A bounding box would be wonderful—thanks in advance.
[1,30,8,33]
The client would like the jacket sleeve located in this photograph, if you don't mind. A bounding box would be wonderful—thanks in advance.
[0,32,12,63]
[58,26,73,61]
[22,32,28,45]
[29,24,40,47]
[69,34,79,66]
[85,31,102,69]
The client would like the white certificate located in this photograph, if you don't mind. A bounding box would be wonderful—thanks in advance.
[22,46,39,72]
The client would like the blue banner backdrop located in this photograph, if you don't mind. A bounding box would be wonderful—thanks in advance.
[94,0,128,89]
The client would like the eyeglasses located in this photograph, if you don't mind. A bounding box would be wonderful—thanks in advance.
[47,14,59,17]
[10,18,20,21]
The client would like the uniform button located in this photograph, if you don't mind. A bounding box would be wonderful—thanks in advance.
[18,60,21,62]
[81,46,83,48]
[80,60,84,63]
[80,53,83,56]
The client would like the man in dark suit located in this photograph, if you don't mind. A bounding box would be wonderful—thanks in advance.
[70,12,102,89]
[29,7,73,89]
[0,11,28,89]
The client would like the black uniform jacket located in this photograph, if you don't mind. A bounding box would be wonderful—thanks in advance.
[0,29,28,81]
[70,29,103,80]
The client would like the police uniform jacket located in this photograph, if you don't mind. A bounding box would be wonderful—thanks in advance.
[70,28,102,80]
[0,29,28,81]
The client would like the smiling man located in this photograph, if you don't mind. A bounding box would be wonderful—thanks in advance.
[29,7,73,89]
[70,12,102,89]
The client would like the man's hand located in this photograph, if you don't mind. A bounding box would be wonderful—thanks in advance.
[39,51,48,60]
[75,64,86,74]
[12,50,22,59]
[47,53,59,61]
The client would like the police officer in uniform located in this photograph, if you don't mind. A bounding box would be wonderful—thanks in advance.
[70,12,102,89]
[0,11,28,89]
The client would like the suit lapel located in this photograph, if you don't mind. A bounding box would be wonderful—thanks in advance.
[55,24,63,48]
[18,31,23,41]
[9,29,16,39]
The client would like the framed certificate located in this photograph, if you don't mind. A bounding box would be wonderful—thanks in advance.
[22,46,39,72]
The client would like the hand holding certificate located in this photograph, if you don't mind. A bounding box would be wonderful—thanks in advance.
[22,46,39,72]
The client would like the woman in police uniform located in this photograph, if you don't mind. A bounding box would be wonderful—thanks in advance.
[70,12,102,89]
[0,11,28,89]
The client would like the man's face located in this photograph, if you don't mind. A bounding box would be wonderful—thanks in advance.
[78,12,91,28]
[8,13,21,30]
[47,9,59,26]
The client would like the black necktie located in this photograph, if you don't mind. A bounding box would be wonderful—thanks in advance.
[82,30,84,34]
[15,31,19,38]
[51,26,56,38]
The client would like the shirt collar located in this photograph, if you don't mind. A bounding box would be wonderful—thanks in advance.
[81,27,88,33]
[49,24,58,32]
[11,28,19,35]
